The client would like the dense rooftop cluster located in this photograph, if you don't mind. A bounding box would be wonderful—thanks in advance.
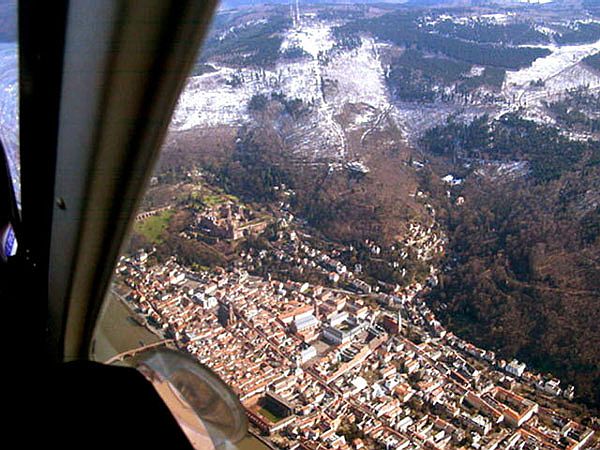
[114,250,596,450]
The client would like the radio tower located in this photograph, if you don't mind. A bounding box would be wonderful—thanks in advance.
[290,2,296,28]
[295,0,301,27]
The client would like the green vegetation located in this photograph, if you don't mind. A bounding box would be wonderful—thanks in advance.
[331,26,362,51]
[460,67,506,91]
[271,92,310,119]
[202,193,228,207]
[386,50,506,102]
[185,188,239,209]
[386,49,472,102]
[191,264,211,272]
[248,93,269,112]
[133,210,174,244]
[248,92,310,119]
[404,51,475,81]
[257,406,284,424]
[280,46,309,60]
[219,129,293,203]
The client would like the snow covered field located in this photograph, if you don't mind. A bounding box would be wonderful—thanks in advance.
[171,18,391,160]
[390,103,495,144]
[173,19,336,132]
[324,39,389,112]
[281,21,335,58]
[172,67,261,129]
[504,39,600,106]
[171,13,600,157]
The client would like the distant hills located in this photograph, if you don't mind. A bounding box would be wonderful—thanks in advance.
[217,0,599,18]
[219,0,409,7]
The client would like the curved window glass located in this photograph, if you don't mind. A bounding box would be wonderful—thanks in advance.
[0,1,18,208]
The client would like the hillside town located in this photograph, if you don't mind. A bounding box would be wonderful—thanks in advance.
[107,3,600,448]
[113,247,597,450]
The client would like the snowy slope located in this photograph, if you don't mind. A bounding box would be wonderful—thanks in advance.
[170,11,600,155]
[171,17,391,160]
[503,39,600,106]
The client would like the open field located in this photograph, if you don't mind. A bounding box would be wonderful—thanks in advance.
[134,210,174,243]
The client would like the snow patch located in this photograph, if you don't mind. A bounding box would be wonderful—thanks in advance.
[423,12,514,27]
[281,22,335,59]
[474,160,529,180]
[466,66,486,78]
[503,39,600,107]
[513,0,553,4]
[323,38,389,111]
[172,67,267,130]
[171,19,393,161]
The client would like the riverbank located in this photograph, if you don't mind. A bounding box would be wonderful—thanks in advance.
[91,291,161,363]
[91,290,270,450]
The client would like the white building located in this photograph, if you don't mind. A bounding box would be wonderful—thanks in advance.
[299,345,317,363]
[505,359,526,377]
[330,311,349,327]
[293,313,319,333]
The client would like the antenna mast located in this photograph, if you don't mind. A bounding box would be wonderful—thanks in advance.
[290,1,296,28]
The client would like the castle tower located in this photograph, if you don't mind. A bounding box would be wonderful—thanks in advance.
[397,308,402,335]
[218,302,236,327]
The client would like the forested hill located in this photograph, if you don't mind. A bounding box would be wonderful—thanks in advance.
[430,175,600,409]
[420,113,600,183]
[422,114,600,409]
[336,11,550,69]
[332,9,551,102]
